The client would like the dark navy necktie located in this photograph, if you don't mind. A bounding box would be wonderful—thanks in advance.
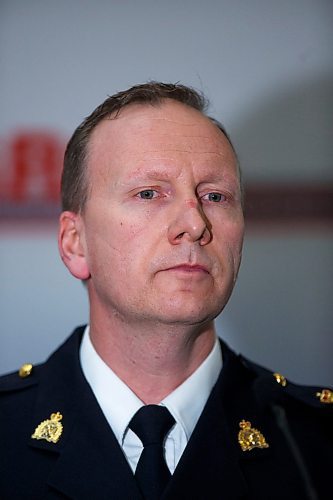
[129,405,175,500]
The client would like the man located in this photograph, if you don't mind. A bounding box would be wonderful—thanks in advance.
[0,82,332,500]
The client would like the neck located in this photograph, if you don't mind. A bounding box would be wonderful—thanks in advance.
[89,312,216,404]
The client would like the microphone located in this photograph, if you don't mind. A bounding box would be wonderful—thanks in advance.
[253,376,319,500]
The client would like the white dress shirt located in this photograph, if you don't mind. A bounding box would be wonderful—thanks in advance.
[80,326,222,473]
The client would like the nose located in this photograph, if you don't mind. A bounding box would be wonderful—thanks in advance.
[168,199,212,246]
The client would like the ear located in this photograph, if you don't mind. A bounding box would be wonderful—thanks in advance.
[58,211,90,280]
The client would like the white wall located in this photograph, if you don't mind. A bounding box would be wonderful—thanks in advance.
[1,0,332,384]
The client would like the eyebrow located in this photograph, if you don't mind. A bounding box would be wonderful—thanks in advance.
[126,156,236,178]
[122,170,240,193]
[126,167,175,182]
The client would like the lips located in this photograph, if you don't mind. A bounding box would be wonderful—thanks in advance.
[164,264,209,273]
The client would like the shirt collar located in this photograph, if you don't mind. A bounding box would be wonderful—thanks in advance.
[80,326,222,444]
[161,337,222,440]
[80,326,143,444]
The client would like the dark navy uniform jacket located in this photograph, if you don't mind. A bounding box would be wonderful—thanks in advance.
[1,326,332,499]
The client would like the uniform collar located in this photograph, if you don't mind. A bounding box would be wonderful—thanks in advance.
[80,326,222,444]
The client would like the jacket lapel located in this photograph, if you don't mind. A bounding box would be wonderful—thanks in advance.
[163,340,271,499]
[28,328,142,499]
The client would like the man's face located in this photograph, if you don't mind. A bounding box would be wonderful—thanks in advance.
[79,100,244,327]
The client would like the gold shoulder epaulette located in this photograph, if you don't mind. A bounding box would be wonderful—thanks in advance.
[18,363,33,378]
[316,389,333,404]
[273,372,287,387]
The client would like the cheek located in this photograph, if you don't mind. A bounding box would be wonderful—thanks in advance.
[213,220,244,267]
[230,223,244,251]
[88,207,145,247]
[117,219,153,251]
[118,205,169,247]
[91,213,158,273]
[229,225,244,273]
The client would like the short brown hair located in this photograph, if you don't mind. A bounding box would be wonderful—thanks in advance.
[61,81,234,212]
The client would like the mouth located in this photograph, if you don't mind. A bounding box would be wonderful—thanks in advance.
[164,264,209,274]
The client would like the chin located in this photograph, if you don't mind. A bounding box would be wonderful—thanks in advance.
[154,302,223,327]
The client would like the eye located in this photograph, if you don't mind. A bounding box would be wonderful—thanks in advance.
[202,192,226,203]
[137,189,157,200]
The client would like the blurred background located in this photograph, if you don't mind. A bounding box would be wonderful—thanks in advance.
[1,0,332,384]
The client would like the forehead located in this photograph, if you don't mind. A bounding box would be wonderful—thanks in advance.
[87,100,237,176]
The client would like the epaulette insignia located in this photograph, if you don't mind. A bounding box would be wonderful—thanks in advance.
[238,420,269,451]
[273,372,287,387]
[31,412,63,443]
[18,363,33,378]
[316,389,333,404]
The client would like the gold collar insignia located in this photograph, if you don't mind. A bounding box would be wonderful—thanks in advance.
[238,420,269,452]
[31,412,63,443]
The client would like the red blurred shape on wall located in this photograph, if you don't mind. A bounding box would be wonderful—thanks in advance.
[0,130,65,218]
[10,132,62,201]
